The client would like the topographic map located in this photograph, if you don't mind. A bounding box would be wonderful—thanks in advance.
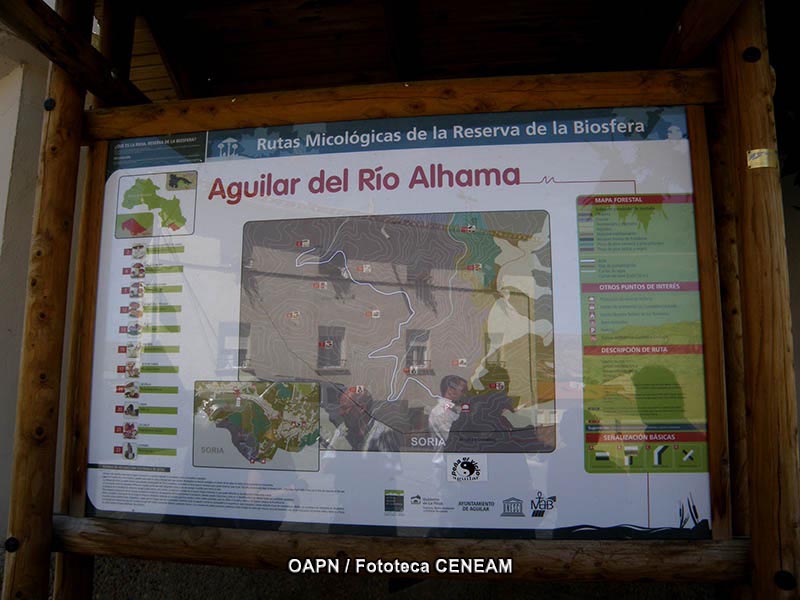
[193,380,320,470]
[235,211,556,455]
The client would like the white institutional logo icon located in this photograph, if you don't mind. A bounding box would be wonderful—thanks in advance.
[217,137,240,157]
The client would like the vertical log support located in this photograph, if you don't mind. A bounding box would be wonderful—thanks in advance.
[0,1,92,599]
[86,0,137,110]
[53,2,135,598]
[99,1,136,81]
[52,143,108,600]
[719,0,800,596]
[707,103,750,538]
[687,106,732,539]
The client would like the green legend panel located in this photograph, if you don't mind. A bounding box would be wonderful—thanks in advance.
[577,194,708,474]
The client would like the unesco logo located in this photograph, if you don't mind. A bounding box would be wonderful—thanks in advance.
[451,457,481,482]
[500,497,525,517]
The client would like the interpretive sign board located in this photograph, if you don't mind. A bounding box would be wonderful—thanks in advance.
[87,107,711,538]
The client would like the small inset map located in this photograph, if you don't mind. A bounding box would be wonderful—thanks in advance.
[193,380,320,471]
[116,172,197,238]
[117,212,154,237]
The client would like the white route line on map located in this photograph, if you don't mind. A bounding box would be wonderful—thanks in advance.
[390,217,471,400]
[296,246,430,401]
[295,215,471,402]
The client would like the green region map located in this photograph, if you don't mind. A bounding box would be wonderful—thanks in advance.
[122,178,187,231]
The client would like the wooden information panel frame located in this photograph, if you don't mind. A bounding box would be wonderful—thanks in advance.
[65,77,732,568]
[2,49,798,600]
[24,73,736,581]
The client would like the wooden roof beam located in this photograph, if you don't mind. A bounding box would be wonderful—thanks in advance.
[382,0,421,81]
[142,13,194,99]
[99,0,137,83]
[0,0,149,106]
[661,0,746,66]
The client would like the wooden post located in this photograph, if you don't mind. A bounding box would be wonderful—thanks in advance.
[86,0,137,110]
[99,1,136,81]
[51,143,108,600]
[686,106,732,540]
[706,103,750,539]
[0,0,92,598]
[719,0,800,596]
[53,3,134,597]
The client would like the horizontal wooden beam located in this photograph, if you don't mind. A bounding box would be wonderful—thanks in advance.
[0,0,149,106]
[83,68,720,140]
[52,516,749,582]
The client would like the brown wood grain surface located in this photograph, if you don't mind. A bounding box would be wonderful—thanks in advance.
[686,106,732,540]
[52,516,750,582]
[706,102,750,538]
[0,0,147,106]
[661,0,746,67]
[51,142,108,600]
[83,68,721,140]
[99,1,136,82]
[1,0,93,596]
[719,0,800,596]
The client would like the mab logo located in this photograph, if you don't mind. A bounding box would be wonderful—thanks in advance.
[531,491,557,518]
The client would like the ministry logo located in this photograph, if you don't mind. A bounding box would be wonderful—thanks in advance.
[500,497,525,517]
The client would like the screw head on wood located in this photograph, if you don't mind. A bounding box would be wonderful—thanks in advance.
[742,46,762,62]
[4,537,20,552]
[774,570,797,591]
[43,98,56,111]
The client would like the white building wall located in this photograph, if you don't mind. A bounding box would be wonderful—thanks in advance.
[0,28,49,538]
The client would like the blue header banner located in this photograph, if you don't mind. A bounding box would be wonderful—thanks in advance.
[204,107,686,162]
[109,106,687,171]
